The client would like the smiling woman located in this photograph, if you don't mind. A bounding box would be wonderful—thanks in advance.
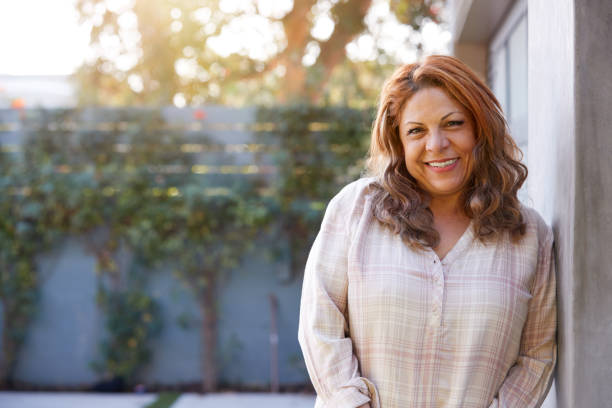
[398,86,477,259]
[298,55,556,408]
[368,55,528,249]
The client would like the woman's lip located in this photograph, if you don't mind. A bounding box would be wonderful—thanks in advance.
[425,157,459,164]
[425,158,460,172]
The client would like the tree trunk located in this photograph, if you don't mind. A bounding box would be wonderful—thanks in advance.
[278,58,308,103]
[277,0,317,102]
[269,294,279,392]
[199,275,218,393]
[0,299,17,390]
[309,0,372,103]
[0,298,8,389]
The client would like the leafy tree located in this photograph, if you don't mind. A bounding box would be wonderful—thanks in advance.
[55,110,183,386]
[8,109,183,388]
[0,154,58,387]
[75,0,444,106]
[136,180,272,392]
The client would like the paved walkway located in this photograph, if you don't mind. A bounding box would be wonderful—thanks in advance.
[0,390,556,407]
[174,393,315,407]
[0,392,316,408]
[0,392,157,408]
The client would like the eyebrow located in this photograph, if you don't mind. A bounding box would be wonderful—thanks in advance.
[404,111,462,126]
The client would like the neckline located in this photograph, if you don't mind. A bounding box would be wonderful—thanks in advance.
[428,219,475,264]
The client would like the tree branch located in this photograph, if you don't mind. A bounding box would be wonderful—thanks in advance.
[311,0,373,101]
[281,0,318,56]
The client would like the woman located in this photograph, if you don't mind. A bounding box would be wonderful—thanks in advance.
[297,55,556,408]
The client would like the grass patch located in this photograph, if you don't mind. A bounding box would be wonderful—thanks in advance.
[144,392,181,408]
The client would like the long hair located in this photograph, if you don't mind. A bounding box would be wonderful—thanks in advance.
[366,55,527,248]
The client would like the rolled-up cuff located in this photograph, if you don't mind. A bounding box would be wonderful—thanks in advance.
[314,377,380,408]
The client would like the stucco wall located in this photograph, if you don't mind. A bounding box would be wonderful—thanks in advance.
[529,0,612,406]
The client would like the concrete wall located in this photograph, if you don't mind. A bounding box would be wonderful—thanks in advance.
[529,0,612,406]
[572,0,612,405]
[528,2,574,406]
[8,237,307,388]
[14,238,104,386]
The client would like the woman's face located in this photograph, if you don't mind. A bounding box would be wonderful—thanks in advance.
[398,87,476,201]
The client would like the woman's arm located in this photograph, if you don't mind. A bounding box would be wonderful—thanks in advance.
[489,228,557,407]
[298,190,379,408]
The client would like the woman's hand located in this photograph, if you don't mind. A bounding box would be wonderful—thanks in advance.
[357,404,371,408]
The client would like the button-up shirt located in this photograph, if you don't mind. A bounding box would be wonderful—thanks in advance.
[298,178,556,408]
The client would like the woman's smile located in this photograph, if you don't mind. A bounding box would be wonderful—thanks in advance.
[399,87,476,201]
[425,157,459,171]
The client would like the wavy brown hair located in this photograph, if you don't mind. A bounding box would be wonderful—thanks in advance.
[366,55,527,248]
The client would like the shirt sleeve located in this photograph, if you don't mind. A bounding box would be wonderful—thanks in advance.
[489,227,557,408]
[297,191,380,408]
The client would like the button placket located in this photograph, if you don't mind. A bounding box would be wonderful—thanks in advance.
[430,259,444,326]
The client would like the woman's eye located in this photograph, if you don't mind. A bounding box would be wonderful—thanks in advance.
[408,127,424,135]
[447,120,464,127]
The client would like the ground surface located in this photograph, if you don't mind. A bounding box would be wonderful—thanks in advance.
[0,392,316,408]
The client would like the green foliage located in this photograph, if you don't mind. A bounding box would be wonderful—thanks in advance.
[91,288,163,382]
[0,107,276,388]
[0,139,61,384]
[165,183,272,294]
[256,105,374,277]
[0,108,187,386]
[145,392,181,408]
[0,104,372,388]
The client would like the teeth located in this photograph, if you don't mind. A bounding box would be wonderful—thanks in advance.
[427,158,457,168]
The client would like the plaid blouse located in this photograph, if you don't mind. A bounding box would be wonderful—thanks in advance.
[298,178,556,408]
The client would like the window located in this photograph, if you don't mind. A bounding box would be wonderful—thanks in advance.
[489,2,528,202]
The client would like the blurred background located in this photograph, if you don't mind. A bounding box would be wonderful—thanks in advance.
[0,0,533,406]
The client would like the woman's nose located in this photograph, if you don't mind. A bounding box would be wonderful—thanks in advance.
[425,129,450,152]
